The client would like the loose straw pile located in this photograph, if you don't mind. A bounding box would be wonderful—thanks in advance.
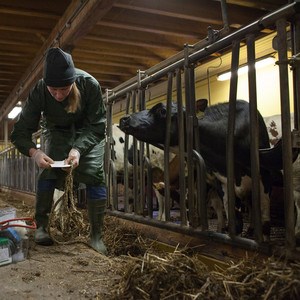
[48,168,89,244]
[104,218,300,300]
[112,250,300,299]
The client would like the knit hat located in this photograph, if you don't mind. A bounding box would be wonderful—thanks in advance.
[43,48,76,87]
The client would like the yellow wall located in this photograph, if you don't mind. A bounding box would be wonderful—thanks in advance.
[112,54,295,123]
[196,59,294,117]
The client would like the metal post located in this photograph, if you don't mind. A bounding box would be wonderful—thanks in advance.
[164,72,173,222]
[176,68,188,226]
[137,70,146,216]
[276,18,295,250]
[184,44,197,227]
[227,40,240,237]
[124,92,132,213]
[247,34,263,243]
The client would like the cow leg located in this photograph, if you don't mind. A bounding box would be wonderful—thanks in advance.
[260,187,271,242]
[294,185,300,245]
[220,183,229,221]
[235,176,271,242]
[293,155,300,245]
[127,187,134,213]
[207,188,225,232]
[153,183,165,221]
[245,184,270,242]
[293,188,300,244]
[220,180,245,236]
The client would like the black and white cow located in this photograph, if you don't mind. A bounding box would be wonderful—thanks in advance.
[109,124,226,228]
[264,114,300,243]
[109,124,178,219]
[119,100,281,241]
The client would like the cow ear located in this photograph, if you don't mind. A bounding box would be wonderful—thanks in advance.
[196,99,208,112]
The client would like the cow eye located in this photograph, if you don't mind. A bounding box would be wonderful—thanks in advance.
[159,108,167,117]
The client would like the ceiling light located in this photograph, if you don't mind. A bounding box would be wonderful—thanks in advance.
[8,106,22,119]
[217,56,276,81]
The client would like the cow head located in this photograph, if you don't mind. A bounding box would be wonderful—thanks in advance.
[119,102,181,146]
[119,99,208,147]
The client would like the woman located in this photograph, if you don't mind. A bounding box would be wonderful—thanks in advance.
[11,47,108,255]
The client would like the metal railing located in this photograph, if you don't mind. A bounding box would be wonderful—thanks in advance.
[104,1,300,258]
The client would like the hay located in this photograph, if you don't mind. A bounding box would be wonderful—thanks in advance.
[111,250,300,299]
[48,169,89,244]
[102,220,300,300]
[103,216,156,257]
[100,218,300,299]
[1,187,299,299]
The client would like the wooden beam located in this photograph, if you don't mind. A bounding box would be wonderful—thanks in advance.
[76,58,144,69]
[75,47,159,60]
[0,7,59,19]
[85,35,179,50]
[97,20,200,39]
[0,0,115,123]
[0,25,48,35]
[226,0,283,11]
[59,0,115,47]
[114,1,223,25]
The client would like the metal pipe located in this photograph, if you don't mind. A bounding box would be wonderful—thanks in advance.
[144,156,153,218]
[247,34,263,243]
[176,68,188,226]
[164,72,174,221]
[184,44,197,227]
[227,39,240,238]
[108,160,118,210]
[192,149,208,230]
[276,18,295,250]
[220,0,229,30]
[107,210,272,254]
[122,92,131,213]
[137,71,146,215]
[290,10,300,131]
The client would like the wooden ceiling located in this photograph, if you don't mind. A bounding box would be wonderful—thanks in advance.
[0,0,289,133]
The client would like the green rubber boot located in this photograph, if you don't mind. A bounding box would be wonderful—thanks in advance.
[87,199,107,255]
[34,191,54,246]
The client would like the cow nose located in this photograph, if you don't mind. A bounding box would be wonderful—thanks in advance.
[119,115,131,129]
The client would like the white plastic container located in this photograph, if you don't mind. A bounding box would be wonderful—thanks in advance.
[12,236,29,263]
[0,237,12,266]
[0,207,16,222]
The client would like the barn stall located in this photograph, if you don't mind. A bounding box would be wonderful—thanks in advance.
[0,0,299,298]
[104,1,300,262]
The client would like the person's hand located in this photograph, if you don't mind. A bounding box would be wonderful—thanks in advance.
[32,149,54,168]
[66,148,80,168]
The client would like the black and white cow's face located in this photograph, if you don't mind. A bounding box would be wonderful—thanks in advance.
[119,102,181,146]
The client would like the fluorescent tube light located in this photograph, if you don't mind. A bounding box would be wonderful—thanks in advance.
[217,57,276,81]
[8,106,22,119]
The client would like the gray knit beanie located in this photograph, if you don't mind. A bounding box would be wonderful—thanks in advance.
[43,48,76,87]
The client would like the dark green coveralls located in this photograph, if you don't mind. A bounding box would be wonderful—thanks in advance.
[11,69,108,254]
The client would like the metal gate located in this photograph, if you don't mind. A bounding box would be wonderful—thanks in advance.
[104,1,300,259]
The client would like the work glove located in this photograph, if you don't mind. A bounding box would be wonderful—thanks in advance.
[32,149,54,168]
[66,148,81,168]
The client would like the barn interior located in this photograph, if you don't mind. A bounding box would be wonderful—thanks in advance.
[0,1,300,298]
[0,0,291,145]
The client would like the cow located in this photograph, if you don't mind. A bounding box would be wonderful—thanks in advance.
[119,100,280,241]
[108,124,227,228]
[108,124,178,217]
[264,114,300,244]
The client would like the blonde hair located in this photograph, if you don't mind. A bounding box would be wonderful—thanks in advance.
[66,83,81,113]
